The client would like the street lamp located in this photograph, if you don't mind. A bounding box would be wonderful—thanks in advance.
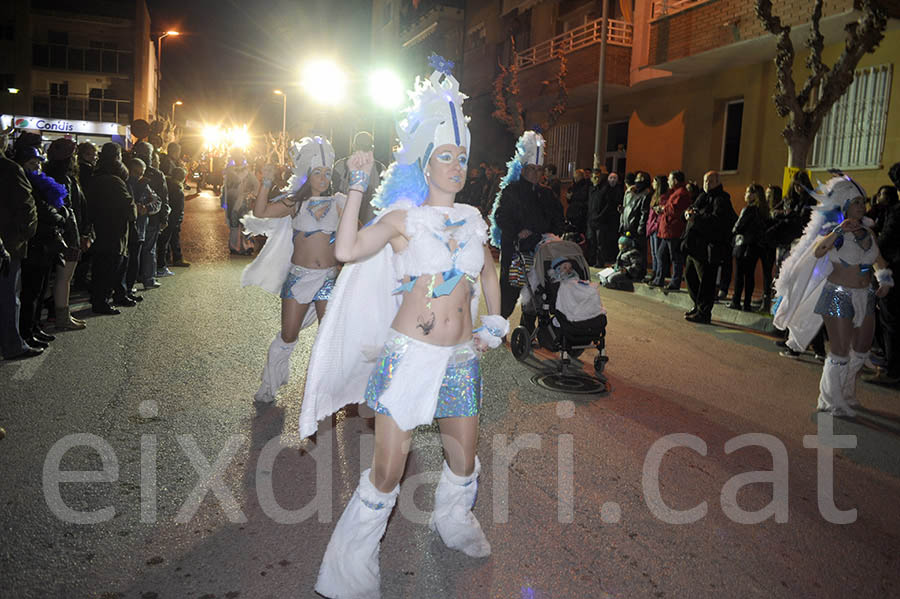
[301,59,347,105]
[368,68,405,110]
[301,58,347,142]
[273,90,287,163]
[172,100,183,121]
[156,30,180,119]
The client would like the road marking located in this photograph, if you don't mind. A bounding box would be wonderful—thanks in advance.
[11,350,48,381]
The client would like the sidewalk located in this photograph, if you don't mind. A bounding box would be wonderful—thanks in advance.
[590,268,778,335]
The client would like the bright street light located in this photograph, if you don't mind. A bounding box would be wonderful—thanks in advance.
[301,59,347,105]
[368,68,405,109]
[172,100,183,121]
[228,125,251,150]
[203,125,223,149]
[156,30,181,119]
[7,88,19,94]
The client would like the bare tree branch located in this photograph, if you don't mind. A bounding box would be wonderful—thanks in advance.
[798,0,828,109]
[810,0,887,130]
[755,0,801,121]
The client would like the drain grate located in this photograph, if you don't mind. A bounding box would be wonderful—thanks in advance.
[530,372,609,395]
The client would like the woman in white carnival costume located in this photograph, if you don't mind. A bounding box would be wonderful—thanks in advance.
[300,54,508,599]
[240,136,344,402]
[773,172,893,418]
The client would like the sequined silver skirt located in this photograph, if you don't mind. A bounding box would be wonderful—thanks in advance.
[813,281,875,327]
[365,331,482,420]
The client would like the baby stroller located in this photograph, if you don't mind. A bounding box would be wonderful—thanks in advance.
[509,238,609,377]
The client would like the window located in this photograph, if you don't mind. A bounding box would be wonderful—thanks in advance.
[0,73,14,90]
[0,20,14,41]
[47,30,68,45]
[810,64,893,169]
[546,122,579,180]
[720,99,743,172]
[49,81,68,96]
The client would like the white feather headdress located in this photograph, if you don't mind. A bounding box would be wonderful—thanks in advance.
[394,53,470,168]
[287,136,335,193]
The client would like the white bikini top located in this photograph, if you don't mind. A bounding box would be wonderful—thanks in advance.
[291,193,347,236]
[391,203,488,296]
[828,227,879,268]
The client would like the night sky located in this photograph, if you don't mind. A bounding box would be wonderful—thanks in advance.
[146,0,373,140]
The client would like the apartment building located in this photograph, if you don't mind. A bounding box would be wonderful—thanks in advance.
[0,0,156,147]
[374,0,899,199]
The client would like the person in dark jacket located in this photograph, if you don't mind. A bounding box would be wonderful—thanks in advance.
[729,183,769,311]
[565,169,590,237]
[493,132,564,318]
[588,171,623,266]
[160,166,190,269]
[652,170,691,289]
[0,130,41,360]
[73,142,98,290]
[865,163,900,385]
[619,171,652,274]
[133,142,168,289]
[16,145,67,348]
[88,144,137,315]
[44,138,90,330]
[682,170,737,324]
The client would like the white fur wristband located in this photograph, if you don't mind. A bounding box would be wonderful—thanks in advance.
[473,315,510,349]
[876,268,894,289]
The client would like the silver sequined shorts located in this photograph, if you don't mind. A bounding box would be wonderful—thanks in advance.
[365,332,482,420]
[813,281,875,325]
[280,264,337,303]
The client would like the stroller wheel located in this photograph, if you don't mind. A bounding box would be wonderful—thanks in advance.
[594,354,609,374]
[510,326,531,361]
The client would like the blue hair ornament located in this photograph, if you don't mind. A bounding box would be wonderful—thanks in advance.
[428,53,455,75]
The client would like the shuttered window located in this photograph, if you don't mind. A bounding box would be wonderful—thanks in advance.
[810,64,893,169]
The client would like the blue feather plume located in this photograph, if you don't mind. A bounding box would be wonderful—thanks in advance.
[487,137,527,248]
[371,161,429,211]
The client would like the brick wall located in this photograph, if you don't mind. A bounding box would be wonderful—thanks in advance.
[648,0,855,65]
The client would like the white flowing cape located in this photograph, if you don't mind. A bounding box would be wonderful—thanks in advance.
[240,214,316,330]
[299,244,401,438]
[772,205,836,352]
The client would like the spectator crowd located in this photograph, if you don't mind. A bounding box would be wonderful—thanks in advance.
[0,127,190,365]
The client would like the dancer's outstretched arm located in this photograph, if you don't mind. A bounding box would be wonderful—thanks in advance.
[334,151,404,263]
[252,164,293,218]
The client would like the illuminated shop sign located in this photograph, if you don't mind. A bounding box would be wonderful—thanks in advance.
[1,114,127,136]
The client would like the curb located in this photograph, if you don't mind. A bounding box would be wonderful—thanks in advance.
[590,268,778,335]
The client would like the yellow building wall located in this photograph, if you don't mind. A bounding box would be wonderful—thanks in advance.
[610,28,899,209]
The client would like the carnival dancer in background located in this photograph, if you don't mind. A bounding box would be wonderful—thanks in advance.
[773,173,893,418]
[488,130,565,319]
[240,136,341,403]
[300,55,507,599]
[223,151,257,256]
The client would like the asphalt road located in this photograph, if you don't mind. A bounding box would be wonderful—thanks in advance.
[2,190,899,599]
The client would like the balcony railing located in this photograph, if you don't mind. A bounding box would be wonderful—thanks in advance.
[32,93,132,126]
[515,18,633,70]
[32,43,133,75]
[650,0,707,21]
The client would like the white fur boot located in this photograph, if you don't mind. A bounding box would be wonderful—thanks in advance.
[315,469,398,599]
[254,333,297,402]
[818,353,855,417]
[843,350,868,408]
[429,456,491,558]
